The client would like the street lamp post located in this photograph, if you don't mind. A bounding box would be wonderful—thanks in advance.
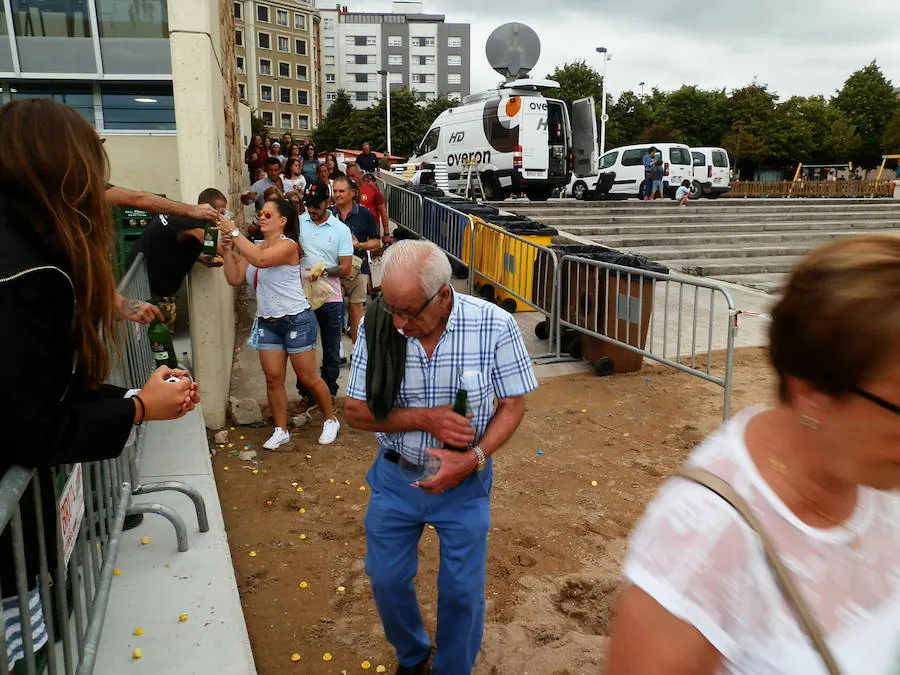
[639,81,645,98]
[377,69,392,157]
[596,47,609,155]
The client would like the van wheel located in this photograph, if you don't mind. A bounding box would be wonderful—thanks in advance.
[480,172,504,201]
[526,186,553,201]
[572,181,587,200]
[690,181,702,198]
[637,180,647,200]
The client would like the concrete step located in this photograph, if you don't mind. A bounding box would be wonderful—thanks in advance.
[559,219,900,237]
[661,255,803,276]
[488,197,900,209]
[521,211,900,227]
[717,273,789,294]
[592,228,895,249]
[624,243,815,261]
[500,203,900,218]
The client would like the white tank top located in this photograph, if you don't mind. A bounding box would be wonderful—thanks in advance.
[245,236,310,318]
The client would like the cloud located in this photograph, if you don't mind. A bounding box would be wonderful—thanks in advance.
[333,1,900,99]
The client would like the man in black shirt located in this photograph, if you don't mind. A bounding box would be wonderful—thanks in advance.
[125,188,227,328]
[355,141,379,174]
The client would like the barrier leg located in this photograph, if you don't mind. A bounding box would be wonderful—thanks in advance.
[127,503,190,553]
[132,481,210,532]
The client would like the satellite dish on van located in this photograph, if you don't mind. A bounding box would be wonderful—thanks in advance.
[485,23,541,81]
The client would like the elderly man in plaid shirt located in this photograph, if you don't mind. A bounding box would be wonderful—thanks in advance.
[345,240,537,675]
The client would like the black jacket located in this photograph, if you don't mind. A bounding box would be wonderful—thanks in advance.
[0,196,136,592]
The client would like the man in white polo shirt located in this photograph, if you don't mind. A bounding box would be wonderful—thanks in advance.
[298,182,353,406]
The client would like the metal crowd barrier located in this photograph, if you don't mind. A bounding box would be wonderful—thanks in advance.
[0,254,207,675]
[421,197,476,295]
[555,255,738,419]
[379,178,424,237]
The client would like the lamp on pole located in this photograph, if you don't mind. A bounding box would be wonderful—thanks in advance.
[638,81,645,98]
[377,69,392,157]
[595,47,609,155]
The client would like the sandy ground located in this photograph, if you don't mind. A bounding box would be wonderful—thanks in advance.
[211,346,775,674]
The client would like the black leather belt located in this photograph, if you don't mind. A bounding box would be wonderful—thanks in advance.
[383,450,423,473]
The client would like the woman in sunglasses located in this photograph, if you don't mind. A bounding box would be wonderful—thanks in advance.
[217,199,339,449]
[607,235,900,674]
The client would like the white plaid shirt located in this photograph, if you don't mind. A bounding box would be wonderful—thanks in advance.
[347,289,538,466]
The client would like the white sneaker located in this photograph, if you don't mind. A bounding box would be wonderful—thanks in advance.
[263,427,291,450]
[318,417,340,445]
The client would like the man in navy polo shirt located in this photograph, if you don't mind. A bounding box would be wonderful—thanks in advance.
[331,176,381,347]
[297,183,353,405]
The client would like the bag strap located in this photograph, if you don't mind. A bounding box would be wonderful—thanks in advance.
[678,468,842,675]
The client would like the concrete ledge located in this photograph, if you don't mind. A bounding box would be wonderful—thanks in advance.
[94,409,256,675]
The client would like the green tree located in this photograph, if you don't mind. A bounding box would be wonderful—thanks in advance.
[250,109,270,141]
[422,95,459,125]
[350,88,426,157]
[546,60,604,112]
[653,86,729,147]
[832,61,899,166]
[880,108,900,154]
[311,89,354,150]
[605,90,654,148]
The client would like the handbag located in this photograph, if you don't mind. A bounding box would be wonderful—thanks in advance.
[678,468,842,675]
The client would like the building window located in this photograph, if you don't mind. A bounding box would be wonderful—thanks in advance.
[298,115,310,131]
[260,85,273,102]
[233,2,241,20]
[411,37,435,47]
[276,9,289,27]
[278,61,290,78]
[388,54,403,66]
[101,84,176,131]
[238,83,247,100]
[325,55,335,66]
[389,72,403,84]
[277,35,290,52]
[323,18,334,30]
[295,39,307,55]
[257,4,269,22]
[279,87,291,104]
[448,73,461,85]
[417,91,429,101]
[349,54,372,65]
[388,35,403,47]
[237,56,245,74]
[326,92,337,101]
[354,73,368,83]
[294,13,306,30]
[280,112,292,129]
[259,58,271,76]
[324,36,335,48]
[296,64,308,81]
[9,83,94,123]
[235,29,243,46]
[355,91,369,102]
[325,73,335,83]
[449,92,461,102]
[258,32,271,49]
[297,89,309,106]
[448,55,462,66]
[447,36,462,48]
[261,111,274,127]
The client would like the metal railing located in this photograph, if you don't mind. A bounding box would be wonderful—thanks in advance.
[422,197,476,293]
[554,255,738,419]
[380,179,424,237]
[0,254,207,674]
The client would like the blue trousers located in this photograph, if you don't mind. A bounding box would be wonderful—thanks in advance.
[297,301,342,398]
[364,454,493,675]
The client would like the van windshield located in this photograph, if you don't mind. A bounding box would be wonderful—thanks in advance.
[547,102,566,145]
[669,148,692,165]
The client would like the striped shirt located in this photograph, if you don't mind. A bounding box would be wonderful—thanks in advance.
[347,289,538,465]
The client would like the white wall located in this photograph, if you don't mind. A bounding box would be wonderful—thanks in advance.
[104,135,180,198]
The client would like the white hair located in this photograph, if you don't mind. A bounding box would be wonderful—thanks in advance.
[382,239,452,298]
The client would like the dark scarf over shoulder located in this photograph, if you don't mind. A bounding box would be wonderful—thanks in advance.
[364,297,407,421]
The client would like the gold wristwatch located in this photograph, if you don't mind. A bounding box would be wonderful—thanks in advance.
[472,446,487,472]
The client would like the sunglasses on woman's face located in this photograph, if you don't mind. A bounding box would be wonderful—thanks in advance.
[259,209,272,218]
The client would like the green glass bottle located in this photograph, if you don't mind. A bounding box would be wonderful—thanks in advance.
[202,223,219,256]
[148,319,177,368]
[444,389,469,452]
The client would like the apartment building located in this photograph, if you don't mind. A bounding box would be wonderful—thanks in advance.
[320,1,470,109]
[233,0,322,137]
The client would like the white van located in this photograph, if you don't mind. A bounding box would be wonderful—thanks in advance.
[690,147,731,197]
[409,79,597,201]
[571,142,693,199]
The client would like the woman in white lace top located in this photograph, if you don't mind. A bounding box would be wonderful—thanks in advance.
[606,235,900,674]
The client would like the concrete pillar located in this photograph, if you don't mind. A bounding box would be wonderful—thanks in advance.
[168,0,243,429]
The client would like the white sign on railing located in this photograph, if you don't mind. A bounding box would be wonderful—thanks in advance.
[59,463,85,568]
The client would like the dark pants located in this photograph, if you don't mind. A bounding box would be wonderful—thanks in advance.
[297,301,342,398]
[643,171,653,198]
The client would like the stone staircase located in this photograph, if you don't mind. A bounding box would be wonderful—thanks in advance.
[486,198,900,293]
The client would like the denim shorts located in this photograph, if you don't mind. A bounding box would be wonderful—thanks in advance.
[256,310,316,354]
[651,180,663,193]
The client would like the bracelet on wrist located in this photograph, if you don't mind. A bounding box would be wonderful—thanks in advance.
[132,394,146,425]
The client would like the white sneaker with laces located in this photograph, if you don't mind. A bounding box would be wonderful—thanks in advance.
[263,427,291,450]
[318,417,340,445]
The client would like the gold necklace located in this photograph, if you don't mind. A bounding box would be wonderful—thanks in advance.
[767,456,861,550]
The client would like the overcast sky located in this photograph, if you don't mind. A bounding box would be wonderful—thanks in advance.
[327,0,900,100]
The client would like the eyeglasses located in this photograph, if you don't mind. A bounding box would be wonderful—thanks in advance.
[259,209,272,218]
[852,387,900,416]
[382,287,444,321]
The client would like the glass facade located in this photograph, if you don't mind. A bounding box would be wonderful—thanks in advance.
[0,2,12,72]
[10,81,93,121]
[101,83,175,130]
[96,0,170,74]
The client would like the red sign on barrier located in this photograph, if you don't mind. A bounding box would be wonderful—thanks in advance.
[58,463,85,568]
